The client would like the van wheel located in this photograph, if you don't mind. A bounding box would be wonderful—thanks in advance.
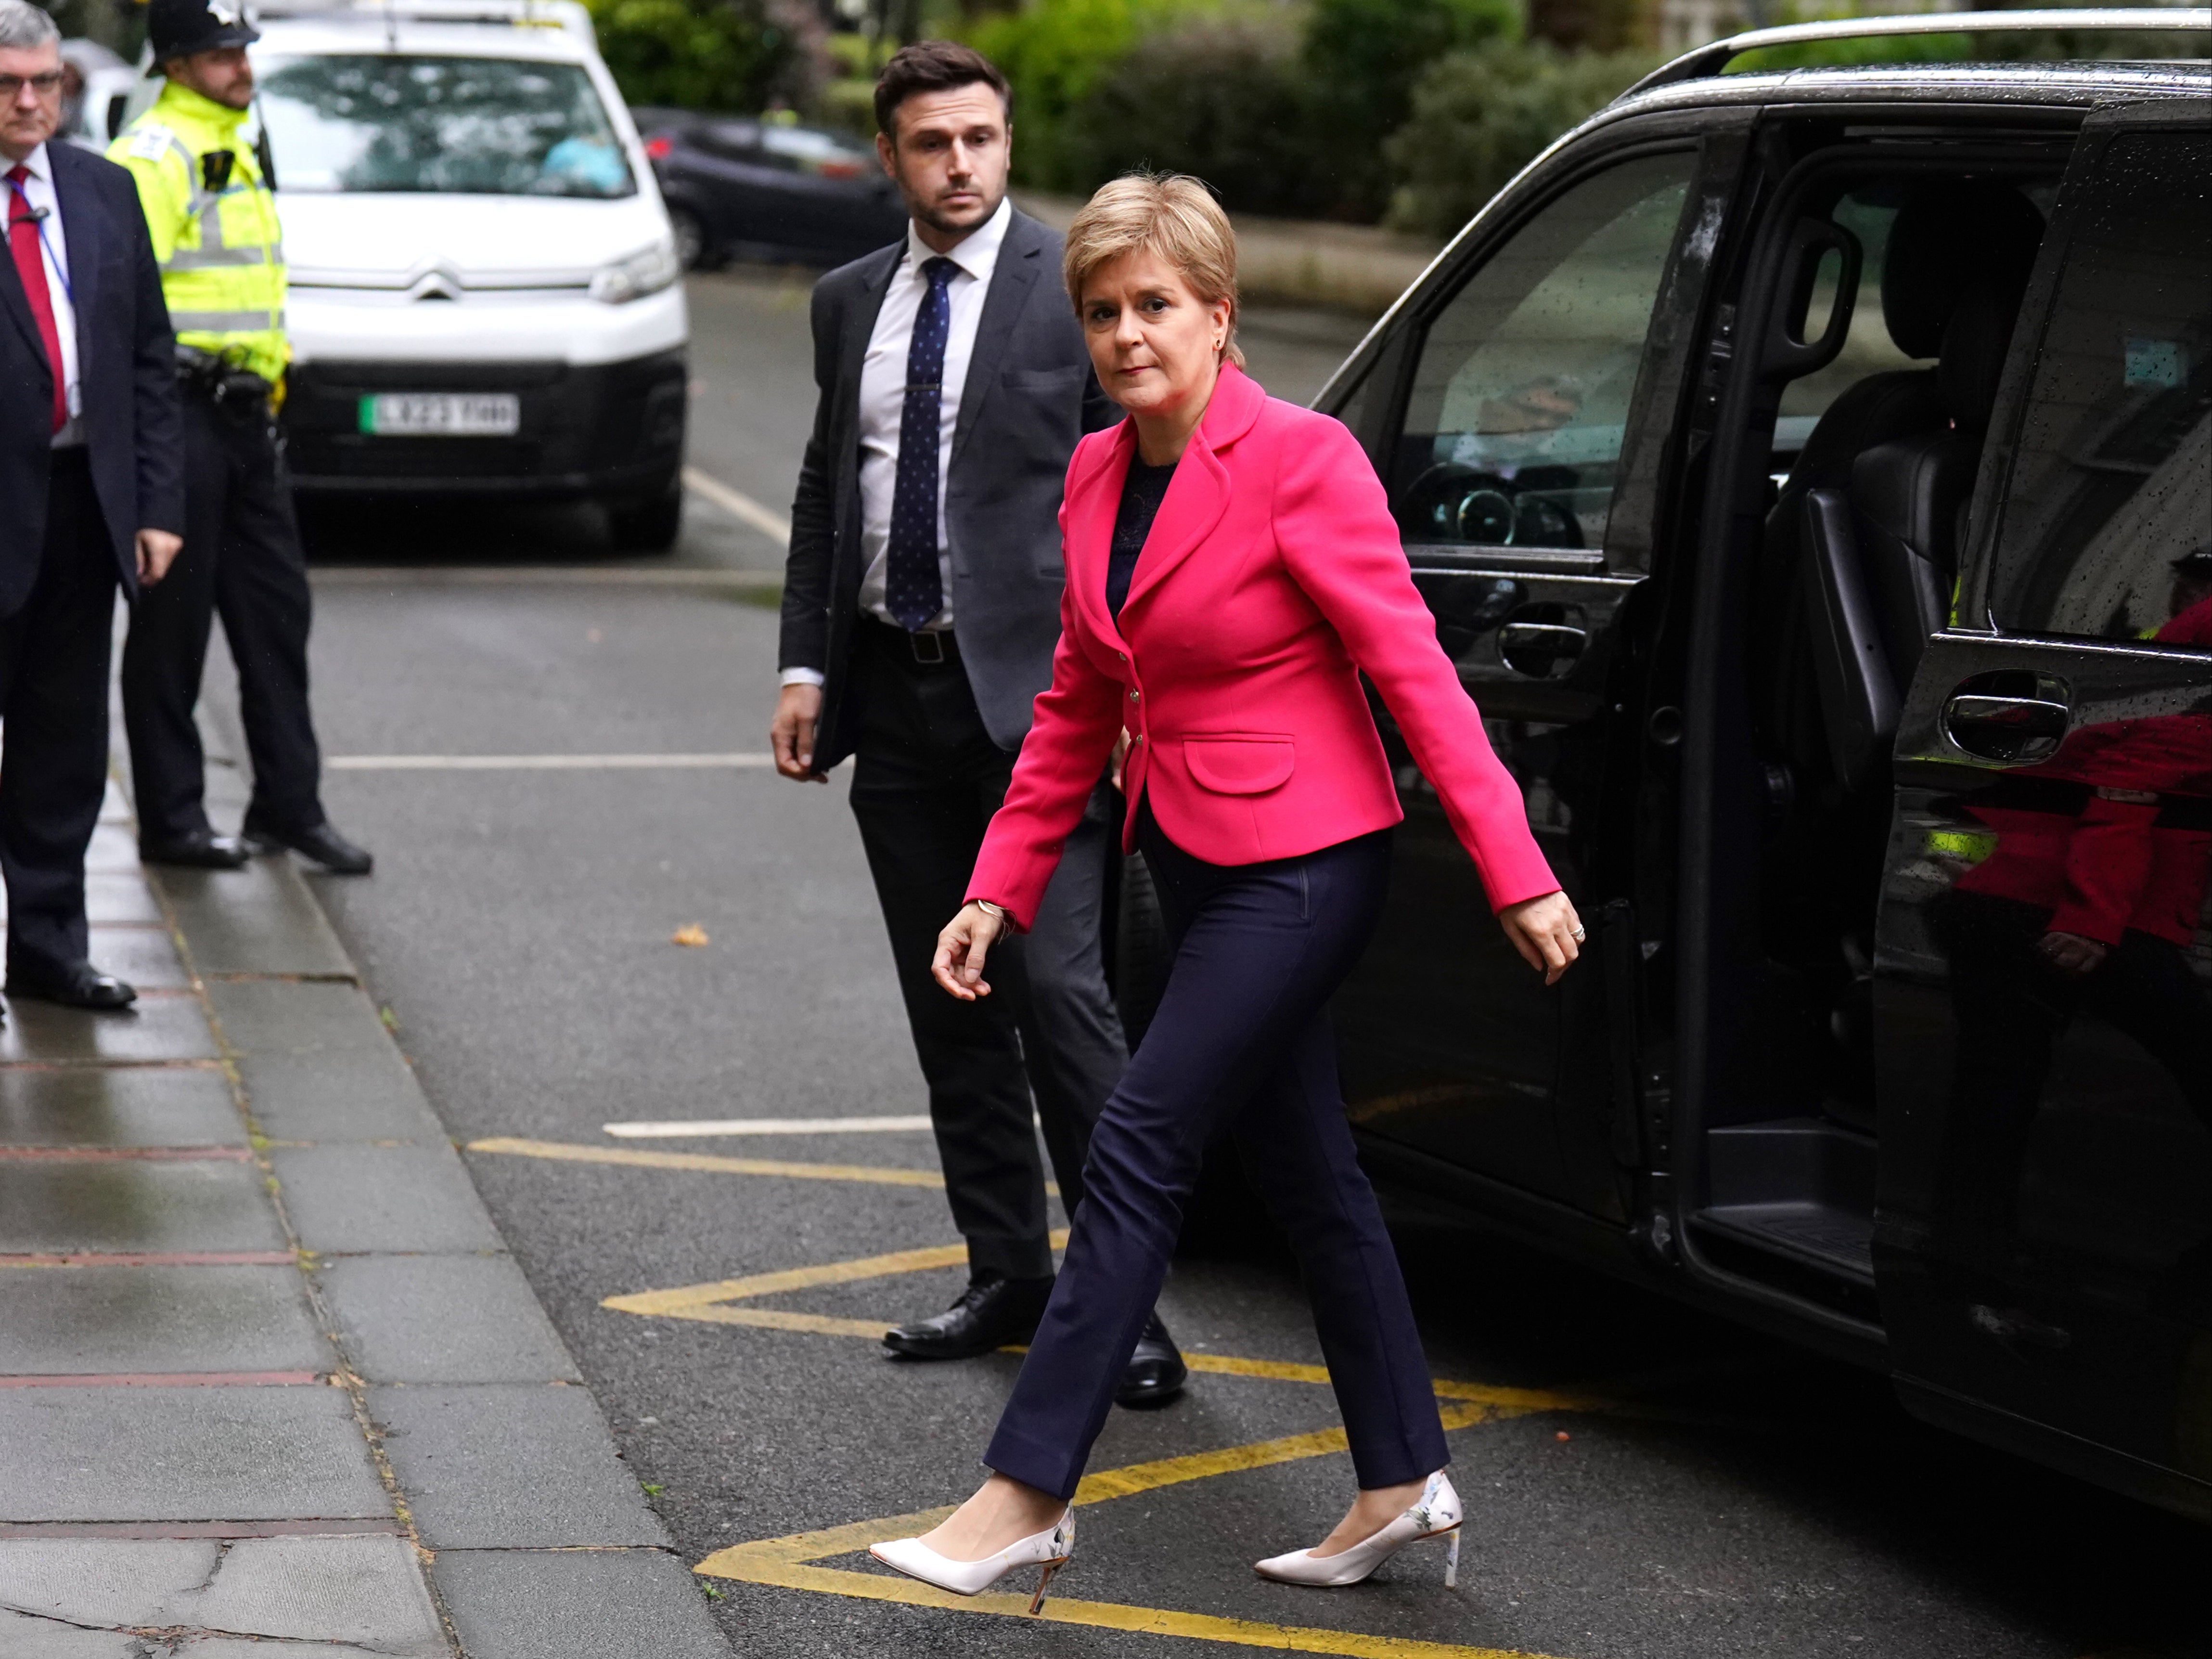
[606,480,682,552]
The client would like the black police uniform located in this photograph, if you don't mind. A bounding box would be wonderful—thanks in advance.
[118,0,370,875]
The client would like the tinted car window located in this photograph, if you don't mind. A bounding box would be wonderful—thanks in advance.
[1989,130,2212,646]
[1389,151,1693,552]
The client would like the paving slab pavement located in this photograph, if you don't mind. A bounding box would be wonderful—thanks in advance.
[0,775,730,1657]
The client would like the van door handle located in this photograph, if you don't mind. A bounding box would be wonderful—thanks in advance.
[1498,622,1586,677]
[1943,693,2070,763]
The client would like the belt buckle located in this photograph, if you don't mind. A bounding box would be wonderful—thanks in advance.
[911,631,945,665]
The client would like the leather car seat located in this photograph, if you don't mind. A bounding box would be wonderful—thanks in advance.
[1768,183,2047,791]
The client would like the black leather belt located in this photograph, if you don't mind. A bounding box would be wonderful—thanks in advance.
[861,613,961,669]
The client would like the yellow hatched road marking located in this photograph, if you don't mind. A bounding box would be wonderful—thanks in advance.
[1073,1401,1501,1504]
[697,1405,1577,1658]
[601,1237,1604,1417]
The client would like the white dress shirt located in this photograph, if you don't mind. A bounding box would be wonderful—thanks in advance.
[781,196,1011,688]
[7,143,83,448]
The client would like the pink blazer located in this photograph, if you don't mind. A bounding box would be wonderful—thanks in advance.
[966,363,1559,930]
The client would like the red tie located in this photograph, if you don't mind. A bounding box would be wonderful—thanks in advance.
[7,164,66,435]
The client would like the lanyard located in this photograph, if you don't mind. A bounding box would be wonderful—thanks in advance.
[5,173,73,309]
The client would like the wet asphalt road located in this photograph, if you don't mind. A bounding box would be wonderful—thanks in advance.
[246,268,2208,1659]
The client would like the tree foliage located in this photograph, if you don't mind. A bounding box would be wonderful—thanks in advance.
[586,0,811,113]
[1057,13,1337,218]
[1385,39,1658,238]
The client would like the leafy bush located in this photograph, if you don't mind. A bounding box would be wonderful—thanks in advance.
[1057,13,1337,219]
[1301,0,1518,218]
[967,0,1173,189]
[586,0,815,113]
[1384,39,1659,238]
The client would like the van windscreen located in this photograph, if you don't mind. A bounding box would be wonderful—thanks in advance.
[257,54,634,198]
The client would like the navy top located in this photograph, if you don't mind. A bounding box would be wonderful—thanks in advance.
[1106,455,1178,621]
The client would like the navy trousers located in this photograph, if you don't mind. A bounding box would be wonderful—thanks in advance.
[984,809,1449,1501]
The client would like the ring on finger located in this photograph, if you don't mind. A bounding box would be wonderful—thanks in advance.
[1569,925,1586,942]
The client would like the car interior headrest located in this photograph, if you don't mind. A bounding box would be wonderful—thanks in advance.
[1879,184,2045,360]
[1939,276,2026,434]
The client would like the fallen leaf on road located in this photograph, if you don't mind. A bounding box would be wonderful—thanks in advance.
[671,924,709,947]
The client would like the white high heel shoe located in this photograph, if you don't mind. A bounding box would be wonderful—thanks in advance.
[870,1507,1076,1613]
[1253,1470,1464,1588]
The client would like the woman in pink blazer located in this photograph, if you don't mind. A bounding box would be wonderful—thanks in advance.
[870,175,1583,1610]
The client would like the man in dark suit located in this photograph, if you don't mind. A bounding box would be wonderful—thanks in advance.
[0,0,183,1012]
[771,41,1183,1405]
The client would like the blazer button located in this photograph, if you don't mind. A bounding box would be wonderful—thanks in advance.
[1128,688,1140,701]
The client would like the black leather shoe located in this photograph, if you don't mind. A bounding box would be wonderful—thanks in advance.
[242,814,373,875]
[6,963,137,1011]
[1117,1311,1187,1409]
[883,1273,1053,1361]
[140,828,252,869]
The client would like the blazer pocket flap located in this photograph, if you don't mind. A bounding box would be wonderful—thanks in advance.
[1183,735,1295,795]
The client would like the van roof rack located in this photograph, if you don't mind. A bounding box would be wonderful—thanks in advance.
[1623,6,2211,100]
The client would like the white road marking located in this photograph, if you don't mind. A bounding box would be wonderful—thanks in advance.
[604,1115,935,1139]
[328,753,778,771]
[683,467,792,547]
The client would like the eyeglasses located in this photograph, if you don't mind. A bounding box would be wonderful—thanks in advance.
[0,72,66,100]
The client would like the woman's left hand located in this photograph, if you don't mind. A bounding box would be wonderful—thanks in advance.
[1499,891,1583,985]
[932,902,1007,1001]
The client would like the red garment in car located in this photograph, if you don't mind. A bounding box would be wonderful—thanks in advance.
[1953,598,2212,946]
[967,364,1559,932]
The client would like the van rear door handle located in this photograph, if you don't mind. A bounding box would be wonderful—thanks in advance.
[1498,622,1586,677]
[1943,693,2070,762]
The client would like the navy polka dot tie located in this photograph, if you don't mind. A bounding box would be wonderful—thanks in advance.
[887,256,958,633]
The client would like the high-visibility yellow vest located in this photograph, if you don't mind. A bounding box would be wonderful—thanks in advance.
[110,81,287,386]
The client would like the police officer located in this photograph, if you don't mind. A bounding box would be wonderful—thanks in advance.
[112,0,370,875]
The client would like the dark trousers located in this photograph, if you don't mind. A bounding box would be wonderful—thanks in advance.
[0,452,118,979]
[847,619,1128,1281]
[121,388,323,844]
[985,810,1447,1501]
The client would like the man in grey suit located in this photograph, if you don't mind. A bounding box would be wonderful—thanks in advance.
[771,41,1182,1405]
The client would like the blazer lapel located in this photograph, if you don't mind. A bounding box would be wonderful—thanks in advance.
[831,242,905,591]
[949,212,1042,471]
[50,149,99,382]
[839,241,903,410]
[1064,421,1137,654]
[1117,366,1268,619]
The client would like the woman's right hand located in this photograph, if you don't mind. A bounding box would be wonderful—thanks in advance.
[1499,890,1582,985]
[932,902,1007,1001]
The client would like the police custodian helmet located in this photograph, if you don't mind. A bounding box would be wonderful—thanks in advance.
[146,0,262,71]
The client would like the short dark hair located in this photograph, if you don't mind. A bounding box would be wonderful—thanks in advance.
[873,40,1010,140]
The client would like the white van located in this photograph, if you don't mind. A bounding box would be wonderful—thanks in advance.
[245,0,688,547]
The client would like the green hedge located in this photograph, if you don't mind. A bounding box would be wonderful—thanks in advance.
[586,0,807,114]
[1056,13,1337,220]
[1384,40,1659,238]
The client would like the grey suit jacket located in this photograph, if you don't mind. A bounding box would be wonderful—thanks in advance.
[780,207,1118,771]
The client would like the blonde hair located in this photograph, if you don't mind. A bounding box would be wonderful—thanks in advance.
[1063,173,1244,369]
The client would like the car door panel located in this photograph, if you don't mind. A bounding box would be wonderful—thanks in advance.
[1873,101,2212,1516]
[1334,141,1712,1218]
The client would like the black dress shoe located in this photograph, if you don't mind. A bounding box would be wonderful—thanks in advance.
[883,1273,1053,1361]
[6,963,137,1011]
[241,814,373,875]
[140,828,252,869]
[1117,1311,1188,1409]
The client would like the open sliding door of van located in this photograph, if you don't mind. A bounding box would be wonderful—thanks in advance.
[1872,100,2212,1521]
